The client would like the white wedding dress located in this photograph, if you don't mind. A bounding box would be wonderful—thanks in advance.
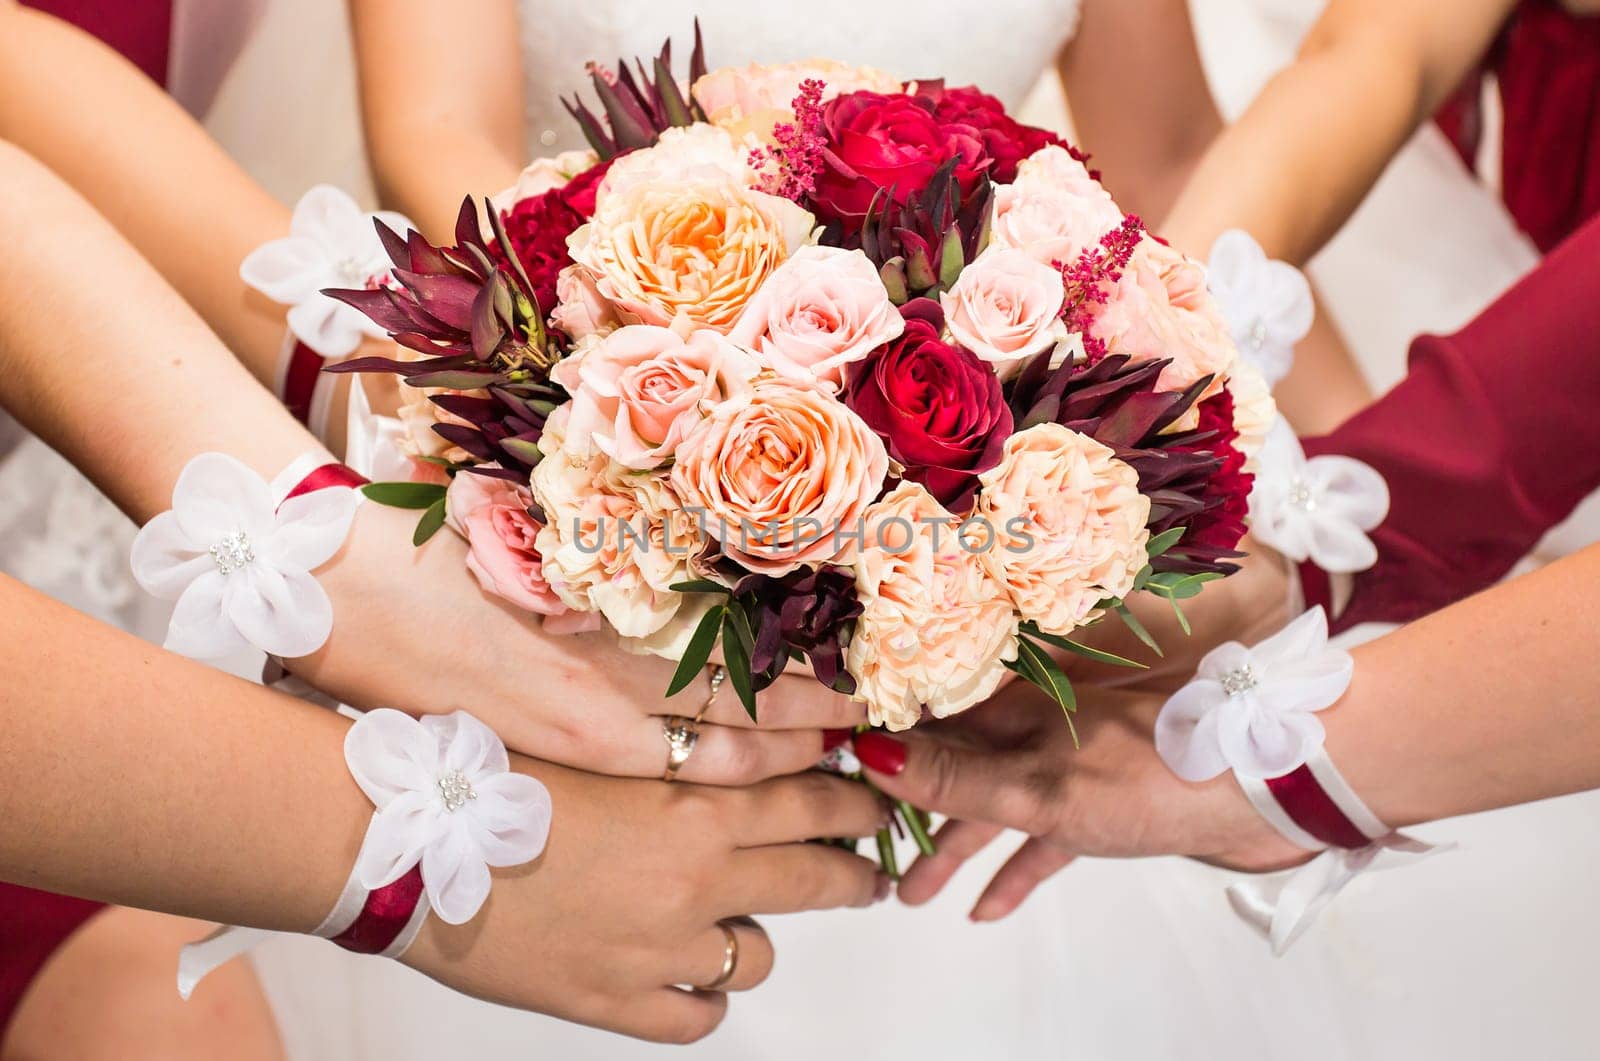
[7,0,1594,1057]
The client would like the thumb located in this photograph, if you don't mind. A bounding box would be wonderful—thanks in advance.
[852,731,1045,834]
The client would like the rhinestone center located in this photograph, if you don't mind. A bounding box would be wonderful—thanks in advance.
[334,255,369,286]
[1285,476,1317,511]
[209,531,256,576]
[1219,664,1260,696]
[1248,319,1269,351]
[438,770,477,813]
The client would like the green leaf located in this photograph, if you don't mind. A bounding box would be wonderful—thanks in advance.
[665,604,725,697]
[668,579,729,595]
[1016,638,1077,714]
[720,606,760,721]
[1146,527,1185,559]
[938,225,965,291]
[1114,604,1163,658]
[412,497,447,546]
[362,481,447,510]
[1169,596,1192,636]
[1020,623,1146,670]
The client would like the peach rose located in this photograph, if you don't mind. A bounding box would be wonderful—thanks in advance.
[1225,354,1275,471]
[444,467,599,632]
[549,264,623,343]
[1091,237,1236,400]
[989,146,1122,267]
[552,324,761,469]
[692,60,903,142]
[940,247,1069,380]
[566,176,816,334]
[531,451,703,638]
[597,124,755,200]
[845,482,1019,731]
[729,245,904,389]
[492,148,600,212]
[976,423,1150,637]
[670,378,888,574]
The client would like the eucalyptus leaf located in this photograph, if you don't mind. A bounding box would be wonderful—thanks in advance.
[412,497,447,546]
[665,604,725,697]
[1146,527,1185,559]
[721,607,759,721]
[1020,623,1146,669]
[1114,604,1163,657]
[361,481,448,510]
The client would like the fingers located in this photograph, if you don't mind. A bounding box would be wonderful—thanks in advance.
[699,674,866,730]
[670,723,833,786]
[734,771,889,845]
[615,987,728,1045]
[853,731,1054,836]
[731,843,883,915]
[896,818,1004,907]
[677,918,773,993]
[969,838,1076,923]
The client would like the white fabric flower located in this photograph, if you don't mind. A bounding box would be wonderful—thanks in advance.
[240,185,414,357]
[1154,608,1353,782]
[345,709,553,925]
[130,453,361,659]
[1250,418,1389,573]
[1206,229,1312,387]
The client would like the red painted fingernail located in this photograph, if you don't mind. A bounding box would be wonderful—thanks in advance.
[853,731,907,776]
[823,728,852,753]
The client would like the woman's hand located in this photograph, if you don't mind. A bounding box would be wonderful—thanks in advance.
[853,683,1306,922]
[297,503,865,784]
[403,762,888,1043]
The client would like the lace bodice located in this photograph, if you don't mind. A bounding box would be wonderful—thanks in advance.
[516,0,1081,152]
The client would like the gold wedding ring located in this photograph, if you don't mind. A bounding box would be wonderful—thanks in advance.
[661,715,699,781]
[697,921,739,991]
[695,664,728,723]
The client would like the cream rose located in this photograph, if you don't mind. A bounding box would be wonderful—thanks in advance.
[729,245,903,389]
[670,378,888,574]
[989,146,1123,267]
[1091,237,1236,400]
[1224,353,1275,471]
[976,423,1150,637]
[597,124,755,200]
[530,453,703,638]
[692,59,903,141]
[567,177,816,334]
[846,482,1019,731]
[554,324,761,469]
[940,247,1069,380]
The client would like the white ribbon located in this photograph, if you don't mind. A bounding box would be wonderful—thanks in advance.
[1226,833,1446,955]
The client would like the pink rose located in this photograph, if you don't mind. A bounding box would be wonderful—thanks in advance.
[549,265,622,343]
[1090,237,1236,399]
[671,378,888,574]
[444,468,596,630]
[975,424,1150,637]
[940,247,1069,380]
[693,60,903,141]
[989,146,1122,267]
[730,245,904,389]
[845,482,1018,731]
[554,325,761,469]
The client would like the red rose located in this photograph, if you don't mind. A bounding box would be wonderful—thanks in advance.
[921,84,1074,184]
[1175,389,1253,552]
[811,91,990,232]
[496,158,612,317]
[843,299,1013,510]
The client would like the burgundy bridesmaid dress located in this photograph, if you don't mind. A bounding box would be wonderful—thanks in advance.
[1304,2,1600,632]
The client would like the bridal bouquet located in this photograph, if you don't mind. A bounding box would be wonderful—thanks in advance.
[328,28,1272,746]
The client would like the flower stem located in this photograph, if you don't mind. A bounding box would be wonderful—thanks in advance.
[898,800,937,857]
[875,827,900,880]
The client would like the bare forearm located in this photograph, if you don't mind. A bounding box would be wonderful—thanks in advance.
[0,575,362,931]
[349,0,526,239]
[0,142,312,521]
[1332,545,1600,828]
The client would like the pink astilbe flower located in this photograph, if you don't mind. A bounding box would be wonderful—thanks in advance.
[750,79,829,202]
[585,60,619,88]
[1055,214,1146,362]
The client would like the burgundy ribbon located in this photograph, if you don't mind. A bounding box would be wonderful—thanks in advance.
[1263,765,1371,850]
[328,866,425,955]
[281,341,327,426]
[281,462,370,504]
